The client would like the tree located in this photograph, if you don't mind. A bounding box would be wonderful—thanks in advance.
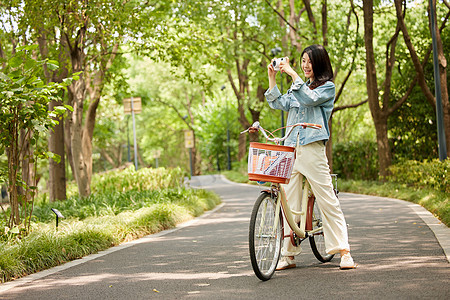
[394,0,449,158]
[362,0,449,178]
[0,46,71,231]
[18,0,173,197]
[265,0,365,171]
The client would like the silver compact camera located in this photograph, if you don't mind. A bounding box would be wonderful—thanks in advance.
[272,57,287,71]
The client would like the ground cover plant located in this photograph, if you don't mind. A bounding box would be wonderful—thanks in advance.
[0,167,220,283]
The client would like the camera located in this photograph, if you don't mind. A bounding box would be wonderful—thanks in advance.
[272,57,287,71]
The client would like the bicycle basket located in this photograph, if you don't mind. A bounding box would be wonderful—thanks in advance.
[248,142,296,184]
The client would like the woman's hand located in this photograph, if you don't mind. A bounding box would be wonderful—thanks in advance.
[267,59,277,77]
[268,59,277,90]
[279,58,298,81]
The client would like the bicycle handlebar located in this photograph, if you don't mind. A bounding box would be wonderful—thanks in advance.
[240,121,322,143]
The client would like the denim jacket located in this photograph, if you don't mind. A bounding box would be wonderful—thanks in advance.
[264,77,335,147]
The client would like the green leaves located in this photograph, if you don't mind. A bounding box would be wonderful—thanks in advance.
[0,72,10,82]
[0,46,75,231]
[46,60,59,71]
[8,56,23,69]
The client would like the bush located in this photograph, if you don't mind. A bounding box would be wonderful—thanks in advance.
[333,141,378,180]
[91,166,185,193]
[388,159,450,193]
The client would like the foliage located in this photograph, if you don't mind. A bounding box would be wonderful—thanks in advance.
[388,159,450,194]
[195,90,242,173]
[91,96,128,172]
[221,170,250,184]
[387,2,450,162]
[91,166,186,194]
[389,86,439,161]
[332,141,379,180]
[0,224,114,283]
[0,45,73,231]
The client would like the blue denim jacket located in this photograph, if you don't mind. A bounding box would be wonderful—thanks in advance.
[264,77,335,147]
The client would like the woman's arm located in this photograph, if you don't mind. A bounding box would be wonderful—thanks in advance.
[292,81,336,106]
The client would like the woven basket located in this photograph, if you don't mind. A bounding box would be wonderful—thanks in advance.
[248,142,296,184]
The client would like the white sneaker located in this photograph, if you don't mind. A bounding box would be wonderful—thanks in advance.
[340,253,357,269]
[276,257,296,271]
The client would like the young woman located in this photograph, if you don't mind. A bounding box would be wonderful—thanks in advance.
[264,44,356,270]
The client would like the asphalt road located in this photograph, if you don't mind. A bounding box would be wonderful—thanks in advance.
[0,174,448,299]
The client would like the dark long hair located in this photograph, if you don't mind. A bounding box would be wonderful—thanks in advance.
[301,44,333,90]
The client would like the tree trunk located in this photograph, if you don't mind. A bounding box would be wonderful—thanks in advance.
[48,100,67,201]
[64,94,75,179]
[68,76,91,197]
[67,36,91,197]
[37,27,69,201]
[374,117,391,179]
[6,120,20,227]
[363,0,392,178]
[227,65,256,162]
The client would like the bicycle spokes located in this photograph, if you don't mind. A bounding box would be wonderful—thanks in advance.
[249,192,282,281]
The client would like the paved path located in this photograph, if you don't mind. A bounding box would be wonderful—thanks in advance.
[0,175,448,299]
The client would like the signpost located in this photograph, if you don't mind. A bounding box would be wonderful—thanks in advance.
[429,0,447,160]
[153,149,161,168]
[185,130,194,176]
[124,97,142,170]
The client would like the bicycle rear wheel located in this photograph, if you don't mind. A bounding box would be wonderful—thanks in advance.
[309,197,335,262]
[249,192,282,281]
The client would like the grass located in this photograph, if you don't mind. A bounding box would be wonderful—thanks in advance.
[0,167,221,283]
[339,179,449,226]
[221,170,449,227]
[221,170,250,184]
[0,188,220,283]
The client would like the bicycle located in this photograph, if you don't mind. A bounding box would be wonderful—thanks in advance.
[241,121,338,281]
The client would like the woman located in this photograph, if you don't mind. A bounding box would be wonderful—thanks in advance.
[264,44,356,270]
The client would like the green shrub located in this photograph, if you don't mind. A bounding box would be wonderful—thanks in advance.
[333,141,378,180]
[388,159,450,193]
[91,166,185,194]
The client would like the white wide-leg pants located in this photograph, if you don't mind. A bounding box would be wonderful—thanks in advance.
[281,141,350,256]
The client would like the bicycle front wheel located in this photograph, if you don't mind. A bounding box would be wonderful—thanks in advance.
[309,197,335,263]
[249,192,282,281]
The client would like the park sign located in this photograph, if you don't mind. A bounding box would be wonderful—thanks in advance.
[184,130,194,148]
[123,97,142,114]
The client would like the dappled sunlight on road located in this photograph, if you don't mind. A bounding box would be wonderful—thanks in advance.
[1,176,448,300]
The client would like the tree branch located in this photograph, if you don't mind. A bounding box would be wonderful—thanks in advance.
[443,0,450,9]
[153,98,193,131]
[302,0,317,34]
[333,99,368,112]
[394,0,435,106]
[264,0,301,35]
